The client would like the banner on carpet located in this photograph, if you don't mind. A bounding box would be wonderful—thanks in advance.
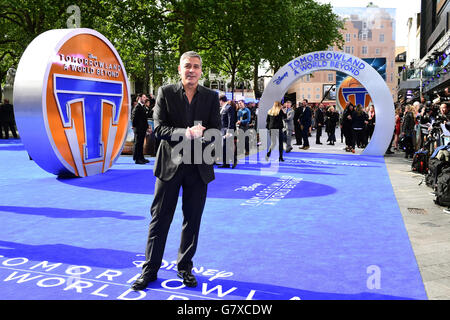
[0,255,302,300]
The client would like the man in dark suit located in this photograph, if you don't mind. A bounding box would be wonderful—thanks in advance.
[300,99,312,150]
[131,51,221,290]
[0,99,18,139]
[218,94,237,168]
[293,102,303,145]
[132,94,149,164]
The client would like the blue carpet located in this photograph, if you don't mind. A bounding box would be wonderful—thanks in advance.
[0,139,427,300]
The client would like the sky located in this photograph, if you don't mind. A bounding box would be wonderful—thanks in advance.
[316,0,422,47]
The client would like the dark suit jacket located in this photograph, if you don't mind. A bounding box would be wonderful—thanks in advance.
[293,106,303,127]
[220,103,237,132]
[314,108,324,128]
[153,82,221,184]
[300,106,312,128]
[132,102,149,133]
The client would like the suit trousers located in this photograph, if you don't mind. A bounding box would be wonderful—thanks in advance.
[133,131,146,161]
[294,123,302,145]
[142,164,208,275]
[0,121,17,139]
[301,125,310,147]
[315,126,322,143]
[286,128,293,148]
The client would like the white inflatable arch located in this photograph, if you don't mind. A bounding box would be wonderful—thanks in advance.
[258,51,395,156]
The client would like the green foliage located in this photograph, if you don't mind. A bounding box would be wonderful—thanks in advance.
[0,0,344,96]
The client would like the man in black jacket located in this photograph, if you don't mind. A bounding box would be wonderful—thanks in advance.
[293,102,303,145]
[219,94,237,168]
[300,99,312,150]
[131,51,221,291]
[132,94,149,164]
[0,99,18,139]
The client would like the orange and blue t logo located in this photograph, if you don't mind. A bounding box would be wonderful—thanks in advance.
[14,29,130,177]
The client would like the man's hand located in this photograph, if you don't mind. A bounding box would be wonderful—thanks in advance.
[185,123,206,140]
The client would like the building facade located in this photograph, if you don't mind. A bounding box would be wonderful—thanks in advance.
[288,6,397,107]
[399,0,450,103]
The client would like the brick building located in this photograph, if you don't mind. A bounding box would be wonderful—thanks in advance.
[287,6,397,107]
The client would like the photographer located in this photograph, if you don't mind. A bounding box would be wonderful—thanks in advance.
[438,103,449,122]
[418,106,433,149]
[431,103,449,147]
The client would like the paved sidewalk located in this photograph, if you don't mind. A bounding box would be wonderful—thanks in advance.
[385,152,450,300]
[290,127,450,300]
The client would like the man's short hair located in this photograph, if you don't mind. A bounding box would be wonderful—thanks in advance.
[179,51,202,67]
[219,95,228,102]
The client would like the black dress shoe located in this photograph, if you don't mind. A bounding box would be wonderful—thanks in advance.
[135,160,147,164]
[142,158,150,163]
[232,161,238,169]
[279,157,285,162]
[131,273,157,291]
[218,164,230,168]
[177,270,197,287]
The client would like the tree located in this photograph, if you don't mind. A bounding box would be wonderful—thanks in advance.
[0,0,106,99]
[193,0,344,98]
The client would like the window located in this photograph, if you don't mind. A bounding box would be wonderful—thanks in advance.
[362,33,367,41]
[346,34,351,42]
[362,46,368,55]
[345,46,351,53]
[328,73,334,82]
[375,48,380,55]
[306,75,310,82]
[316,94,320,99]
[379,33,385,42]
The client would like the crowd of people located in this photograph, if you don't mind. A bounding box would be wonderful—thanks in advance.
[131,92,387,166]
[127,89,450,170]
[390,100,449,158]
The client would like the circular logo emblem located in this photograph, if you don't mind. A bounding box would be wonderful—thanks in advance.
[14,29,130,177]
[337,76,372,109]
